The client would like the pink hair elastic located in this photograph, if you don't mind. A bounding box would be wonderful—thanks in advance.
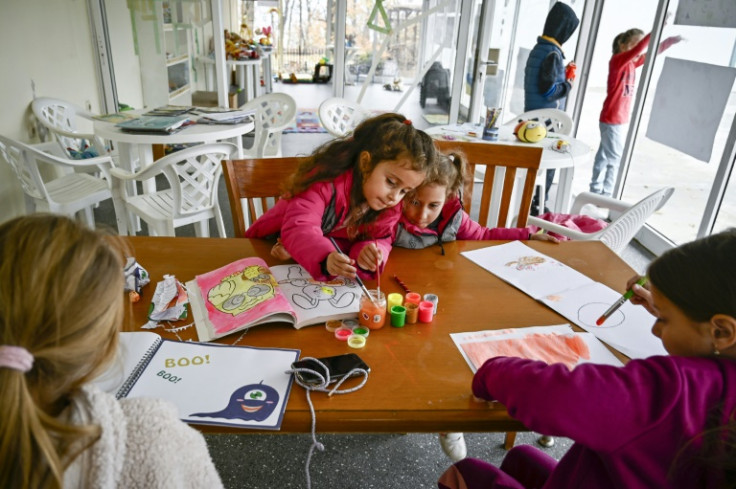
[0,345,34,372]
[403,119,412,125]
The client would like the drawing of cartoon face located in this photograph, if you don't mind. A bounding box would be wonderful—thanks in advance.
[207,266,276,316]
[189,381,280,422]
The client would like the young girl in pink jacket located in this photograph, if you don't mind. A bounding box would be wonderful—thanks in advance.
[438,228,736,489]
[395,152,558,253]
[245,113,436,281]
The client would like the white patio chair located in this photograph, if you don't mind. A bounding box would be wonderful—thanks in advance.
[0,134,116,229]
[503,108,573,212]
[111,143,235,237]
[527,187,675,255]
[318,97,371,138]
[240,93,296,158]
[31,97,111,160]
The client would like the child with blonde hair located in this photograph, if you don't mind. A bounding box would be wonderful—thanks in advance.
[0,215,222,489]
[247,113,436,281]
[439,228,736,488]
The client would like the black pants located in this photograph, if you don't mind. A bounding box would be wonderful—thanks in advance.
[531,169,555,216]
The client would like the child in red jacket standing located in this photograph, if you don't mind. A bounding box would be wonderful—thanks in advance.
[589,28,682,196]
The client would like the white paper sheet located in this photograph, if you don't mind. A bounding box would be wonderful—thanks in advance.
[461,242,664,359]
[646,58,736,162]
[462,241,592,299]
[539,282,665,359]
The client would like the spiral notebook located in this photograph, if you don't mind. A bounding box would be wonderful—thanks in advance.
[91,332,299,430]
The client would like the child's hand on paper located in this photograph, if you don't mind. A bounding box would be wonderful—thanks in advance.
[357,242,383,272]
[327,250,357,278]
[627,274,655,316]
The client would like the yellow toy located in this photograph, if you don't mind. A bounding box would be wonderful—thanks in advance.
[514,120,547,143]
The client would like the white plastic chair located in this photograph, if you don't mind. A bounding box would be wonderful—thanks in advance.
[240,93,296,158]
[31,97,110,160]
[318,97,371,138]
[0,134,115,229]
[111,143,235,237]
[527,187,675,255]
[503,108,573,212]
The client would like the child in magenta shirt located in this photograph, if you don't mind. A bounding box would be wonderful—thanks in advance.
[245,113,435,281]
[438,228,736,488]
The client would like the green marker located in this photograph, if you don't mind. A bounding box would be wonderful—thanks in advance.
[597,276,648,326]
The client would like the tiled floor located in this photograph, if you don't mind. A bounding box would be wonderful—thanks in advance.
[96,130,654,489]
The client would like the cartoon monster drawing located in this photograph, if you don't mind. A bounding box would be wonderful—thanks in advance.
[190,381,280,422]
[505,255,547,271]
[207,265,276,316]
[278,265,356,310]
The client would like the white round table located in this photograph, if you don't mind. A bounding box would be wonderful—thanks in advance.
[426,123,592,214]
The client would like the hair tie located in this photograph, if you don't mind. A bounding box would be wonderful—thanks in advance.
[403,119,412,126]
[0,346,34,373]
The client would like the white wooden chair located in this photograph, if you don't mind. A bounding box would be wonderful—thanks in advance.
[31,97,110,160]
[318,97,371,138]
[528,188,675,254]
[503,108,573,212]
[110,143,235,237]
[0,134,115,229]
[240,93,296,158]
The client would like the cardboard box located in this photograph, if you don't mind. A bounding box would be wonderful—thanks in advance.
[191,86,244,109]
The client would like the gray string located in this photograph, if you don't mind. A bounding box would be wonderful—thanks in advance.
[286,357,369,489]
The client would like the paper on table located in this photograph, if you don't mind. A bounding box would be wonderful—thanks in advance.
[539,281,664,359]
[451,324,624,373]
[462,241,592,299]
[461,242,663,359]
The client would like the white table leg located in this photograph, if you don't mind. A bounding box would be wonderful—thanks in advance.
[554,167,574,214]
[118,142,141,232]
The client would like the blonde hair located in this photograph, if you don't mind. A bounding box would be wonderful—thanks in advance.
[0,214,127,489]
[418,151,468,199]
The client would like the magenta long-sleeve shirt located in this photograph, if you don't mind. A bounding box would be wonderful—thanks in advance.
[473,355,736,488]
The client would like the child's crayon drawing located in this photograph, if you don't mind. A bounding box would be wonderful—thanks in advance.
[461,332,591,370]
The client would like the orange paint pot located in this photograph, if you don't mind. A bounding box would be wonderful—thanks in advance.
[359,290,387,330]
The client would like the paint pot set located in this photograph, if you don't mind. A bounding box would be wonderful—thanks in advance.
[326,317,370,349]
[386,291,438,327]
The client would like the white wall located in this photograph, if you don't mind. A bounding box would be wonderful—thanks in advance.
[0,0,101,223]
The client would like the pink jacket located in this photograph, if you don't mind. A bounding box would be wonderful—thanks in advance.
[245,170,399,281]
[393,196,530,250]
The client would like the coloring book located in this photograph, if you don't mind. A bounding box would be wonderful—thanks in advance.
[186,257,360,342]
[462,241,666,359]
[91,331,299,430]
[451,324,623,373]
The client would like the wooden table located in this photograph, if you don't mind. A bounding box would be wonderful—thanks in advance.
[125,237,632,434]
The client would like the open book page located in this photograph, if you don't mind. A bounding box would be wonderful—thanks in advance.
[539,281,664,359]
[90,331,162,394]
[123,339,299,430]
[451,325,624,373]
[461,242,665,359]
[462,241,593,299]
[270,264,361,328]
[189,257,296,341]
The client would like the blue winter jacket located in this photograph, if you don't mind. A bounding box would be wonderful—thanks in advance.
[524,2,579,111]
